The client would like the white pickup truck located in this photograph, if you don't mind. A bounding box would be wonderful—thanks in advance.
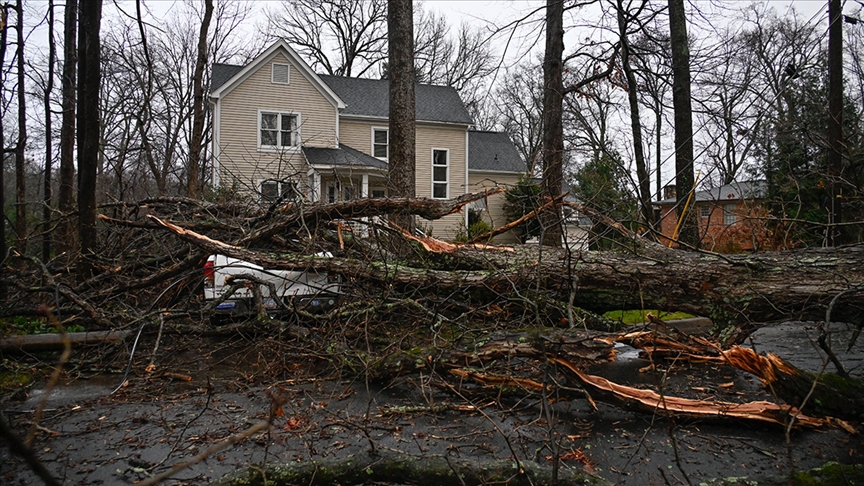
[203,254,340,316]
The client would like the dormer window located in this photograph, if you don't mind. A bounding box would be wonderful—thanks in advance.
[271,63,290,84]
[373,128,388,159]
[260,111,300,148]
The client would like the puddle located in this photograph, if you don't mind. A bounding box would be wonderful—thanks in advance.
[15,374,121,412]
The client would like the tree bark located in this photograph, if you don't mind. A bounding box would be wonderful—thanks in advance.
[0,5,8,294]
[57,0,77,255]
[827,0,843,245]
[186,0,213,198]
[541,0,564,247]
[42,0,56,262]
[147,212,864,326]
[616,0,654,229]
[387,0,416,233]
[15,0,26,253]
[668,0,698,247]
[77,0,102,261]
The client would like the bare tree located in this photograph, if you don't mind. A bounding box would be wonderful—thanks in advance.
[413,8,495,117]
[77,0,102,258]
[496,61,544,176]
[187,0,214,198]
[42,0,56,262]
[388,0,416,232]
[541,0,565,247]
[264,0,388,78]
[613,0,654,227]
[668,0,697,247]
[0,4,8,281]
[56,0,76,255]
[14,0,25,252]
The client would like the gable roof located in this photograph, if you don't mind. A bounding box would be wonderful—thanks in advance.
[211,63,243,92]
[212,62,474,126]
[318,75,474,125]
[209,40,345,110]
[656,180,767,205]
[303,144,388,170]
[468,130,526,173]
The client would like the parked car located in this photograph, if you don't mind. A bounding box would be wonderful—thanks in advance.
[203,254,340,317]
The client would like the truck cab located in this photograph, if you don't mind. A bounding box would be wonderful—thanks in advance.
[203,254,340,316]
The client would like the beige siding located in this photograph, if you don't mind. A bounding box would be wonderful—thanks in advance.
[416,124,468,238]
[217,53,338,193]
[468,172,522,244]
[340,119,469,239]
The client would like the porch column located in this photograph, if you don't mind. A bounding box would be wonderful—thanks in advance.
[361,174,369,198]
[307,169,321,202]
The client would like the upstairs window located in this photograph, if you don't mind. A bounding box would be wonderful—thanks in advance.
[373,128,389,159]
[723,203,737,225]
[260,111,299,148]
[260,180,299,202]
[432,148,449,199]
[272,63,290,84]
[700,206,710,219]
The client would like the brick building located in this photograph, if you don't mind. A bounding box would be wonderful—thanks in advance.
[654,181,771,252]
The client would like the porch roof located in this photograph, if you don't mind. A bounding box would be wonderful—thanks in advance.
[303,144,389,170]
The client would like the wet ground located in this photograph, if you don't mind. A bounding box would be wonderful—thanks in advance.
[1,321,862,485]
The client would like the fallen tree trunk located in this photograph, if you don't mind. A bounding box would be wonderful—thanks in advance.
[147,214,864,326]
[0,330,131,354]
[210,451,607,486]
[719,346,864,421]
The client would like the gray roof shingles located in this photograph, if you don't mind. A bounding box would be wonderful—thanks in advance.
[468,130,526,173]
[210,64,473,125]
[656,180,767,205]
[303,144,388,170]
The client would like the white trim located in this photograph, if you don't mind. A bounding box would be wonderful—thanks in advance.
[468,169,525,175]
[371,126,389,161]
[211,100,221,187]
[339,113,472,128]
[211,40,346,110]
[465,130,470,227]
[431,147,450,199]
[271,63,290,84]
[257,109,302,152]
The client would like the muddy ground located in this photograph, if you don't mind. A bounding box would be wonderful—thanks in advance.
[2,320,863,486]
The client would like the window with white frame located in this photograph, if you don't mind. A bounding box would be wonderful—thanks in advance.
[432,149,449,199]
[723,203,737,225]
[700,206,710,218]
[260,111,299,148]
[260,180,299,202]
[373,128,389,159]
[271,63,290,84]
[371,188,386,198]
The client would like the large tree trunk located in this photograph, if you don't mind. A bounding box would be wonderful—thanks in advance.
[57,0,77,255]
[186,0,213,199]
[42,0,56,262]
[827,0,843,245]
[616,0,653,229]
[387,0,416,233]
[668,0,697,247]
[146,209,864,327]
[77,0,102,260]
[541,0,564,247]
[0,5,8,294]
[14,0,26,253]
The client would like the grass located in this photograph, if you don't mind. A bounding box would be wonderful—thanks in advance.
[603,309,695,325]
[1,316,85,337]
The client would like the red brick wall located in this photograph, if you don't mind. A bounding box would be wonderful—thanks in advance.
[656,200,772,252]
